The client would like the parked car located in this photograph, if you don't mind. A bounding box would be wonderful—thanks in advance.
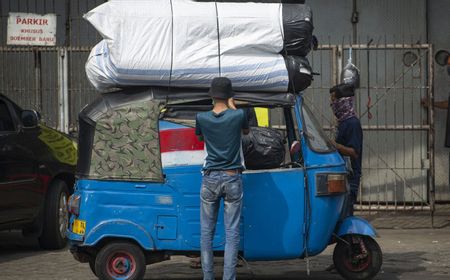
[0,94,77,249]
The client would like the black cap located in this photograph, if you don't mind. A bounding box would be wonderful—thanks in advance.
[208,77,234,99]
[330,83,355,98]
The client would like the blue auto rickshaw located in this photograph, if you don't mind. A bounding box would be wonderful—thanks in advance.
[67,87,382,280]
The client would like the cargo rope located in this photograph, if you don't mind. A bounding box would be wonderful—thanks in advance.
[214,0,222,77]
[169,0,174,90]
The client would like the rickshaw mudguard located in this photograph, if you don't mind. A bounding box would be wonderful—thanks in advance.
[84,219,155,250]
[335,216,377,238]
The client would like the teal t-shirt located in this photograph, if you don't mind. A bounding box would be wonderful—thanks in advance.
[195,109,249,171]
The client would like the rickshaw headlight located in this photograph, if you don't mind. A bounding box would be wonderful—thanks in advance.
[316,173,347,196]
[68,194,81,216]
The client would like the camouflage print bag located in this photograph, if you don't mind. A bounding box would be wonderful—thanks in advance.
[89,100,163,182]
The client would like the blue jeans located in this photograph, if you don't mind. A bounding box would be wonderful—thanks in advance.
[200,171,243,280]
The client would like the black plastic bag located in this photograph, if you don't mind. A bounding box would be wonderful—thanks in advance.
[242,127,285,170]
[282,4,313,56]
[285,55,313,92]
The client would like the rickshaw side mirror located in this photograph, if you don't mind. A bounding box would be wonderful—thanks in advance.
[289,140,301,155]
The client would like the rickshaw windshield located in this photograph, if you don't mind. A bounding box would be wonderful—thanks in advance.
[301,103,334,153]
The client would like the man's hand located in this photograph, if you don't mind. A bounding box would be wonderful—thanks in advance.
[330,139,338,147]
[228,98,237,110]
[331,140,358,159]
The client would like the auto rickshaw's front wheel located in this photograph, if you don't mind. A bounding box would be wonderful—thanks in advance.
[95,242,146,280]
[333,235,382,280]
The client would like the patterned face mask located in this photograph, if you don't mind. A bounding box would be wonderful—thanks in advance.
[331,96,357,123]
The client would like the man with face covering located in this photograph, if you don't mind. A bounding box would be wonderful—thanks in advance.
[330,83,363,217]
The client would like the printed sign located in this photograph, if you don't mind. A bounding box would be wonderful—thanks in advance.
[7,13,57,46]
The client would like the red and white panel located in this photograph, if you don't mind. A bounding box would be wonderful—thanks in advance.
[160,128,206,167]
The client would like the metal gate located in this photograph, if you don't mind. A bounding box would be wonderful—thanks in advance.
[303,43,434,211]
[0,43,436,211]
[0,46,98,133]
[0,47,60,128]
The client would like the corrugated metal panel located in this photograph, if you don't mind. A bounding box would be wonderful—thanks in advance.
[357,0,427,43]
[308,0,353,44]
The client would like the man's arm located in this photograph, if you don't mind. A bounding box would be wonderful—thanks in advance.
[332,140,359,159]
[195,115,204,141]
[332,121,362,160]
[241,107,250,135]
[228,98,237,110]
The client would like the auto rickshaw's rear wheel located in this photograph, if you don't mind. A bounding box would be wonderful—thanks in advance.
[95,242,146,280]
[333,235,382,280]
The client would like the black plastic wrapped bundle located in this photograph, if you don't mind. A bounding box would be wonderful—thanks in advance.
[282,4,313,56]
[285,56,313,92]
[242,127,285,170]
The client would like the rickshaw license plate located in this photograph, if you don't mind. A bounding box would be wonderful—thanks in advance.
[72,219,86,235]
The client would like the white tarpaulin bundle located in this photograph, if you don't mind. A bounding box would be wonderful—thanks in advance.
[85,0,307,92]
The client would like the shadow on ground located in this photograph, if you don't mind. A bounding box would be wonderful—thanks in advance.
[141,251,428,280]
[0,229,443,280]
[0,231,57,264]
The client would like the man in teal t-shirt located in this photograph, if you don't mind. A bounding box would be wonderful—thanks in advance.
[195,77,249,280]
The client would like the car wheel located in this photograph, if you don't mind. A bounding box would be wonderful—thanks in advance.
[333,235,382,280]
[38,179,70,250]
[95,242,146,280]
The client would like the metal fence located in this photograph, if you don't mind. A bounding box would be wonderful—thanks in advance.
[0,0,105,131]
[0,44,438,211]
[303,42,434,211]
[0,46,98,133]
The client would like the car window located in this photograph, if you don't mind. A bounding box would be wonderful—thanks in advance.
[301,103,334,153]
[0,100,15,132]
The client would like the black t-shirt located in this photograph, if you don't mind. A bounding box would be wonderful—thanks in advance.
[336,116,363,187]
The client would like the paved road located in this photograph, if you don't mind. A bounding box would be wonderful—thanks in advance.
[1,228,449,280]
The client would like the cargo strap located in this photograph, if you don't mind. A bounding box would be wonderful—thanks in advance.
[214,0,222,77]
